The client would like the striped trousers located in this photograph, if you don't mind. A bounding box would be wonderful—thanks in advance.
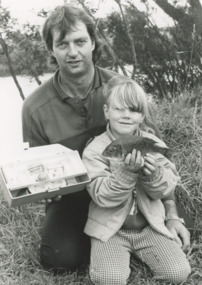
[89,226,191,285]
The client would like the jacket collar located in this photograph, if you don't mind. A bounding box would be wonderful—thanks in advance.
[52,66,101,102]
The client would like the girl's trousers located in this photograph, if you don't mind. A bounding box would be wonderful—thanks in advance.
[90,226,191,285]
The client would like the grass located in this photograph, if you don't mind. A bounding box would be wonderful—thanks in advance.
[153,90,202,228]
[0,92,202,284]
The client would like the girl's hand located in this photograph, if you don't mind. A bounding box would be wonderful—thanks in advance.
[142,153,158,176]
[124,149,144,173]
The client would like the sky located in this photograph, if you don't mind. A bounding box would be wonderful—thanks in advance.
[1,0,176,28]
[2,0,202,28]
[2,0,119,25]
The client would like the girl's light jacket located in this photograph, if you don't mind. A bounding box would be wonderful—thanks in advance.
[82,128,180,242]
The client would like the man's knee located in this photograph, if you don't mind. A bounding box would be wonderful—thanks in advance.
[40,243,88,271]
[90,267,130,285]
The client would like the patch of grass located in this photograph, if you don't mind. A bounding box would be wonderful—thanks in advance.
[153,94,202,228]
[0,93,201,284]
[0,196,91,285]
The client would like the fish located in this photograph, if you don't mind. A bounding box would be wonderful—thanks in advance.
[102,135,169,160]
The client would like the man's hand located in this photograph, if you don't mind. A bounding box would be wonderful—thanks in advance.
[42,195,62,204]
[166,219,190,252]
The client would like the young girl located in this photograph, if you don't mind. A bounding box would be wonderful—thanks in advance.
[82,76,191,285]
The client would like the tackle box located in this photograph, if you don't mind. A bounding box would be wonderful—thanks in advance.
[0,143,90,207]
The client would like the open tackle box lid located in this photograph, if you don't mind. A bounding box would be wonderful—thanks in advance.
[0,143,90,207]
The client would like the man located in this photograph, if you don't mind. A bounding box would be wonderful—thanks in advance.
[22,5,190,271]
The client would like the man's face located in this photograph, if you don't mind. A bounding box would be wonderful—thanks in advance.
[51,21,95,77]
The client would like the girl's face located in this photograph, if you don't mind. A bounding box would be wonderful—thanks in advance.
[104,104,144,139]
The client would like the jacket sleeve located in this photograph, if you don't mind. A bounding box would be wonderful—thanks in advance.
[82,147,138,208]
[137,153,180,200]
[22,102,49,147]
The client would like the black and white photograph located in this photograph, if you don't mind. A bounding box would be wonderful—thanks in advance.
[0,0,201,284]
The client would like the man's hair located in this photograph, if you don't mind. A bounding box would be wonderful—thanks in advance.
[42,5,101,65]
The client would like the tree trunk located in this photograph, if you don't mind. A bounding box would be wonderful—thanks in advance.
[153,0,202,36]
[33,72,42,85]
[153,0,190,22]
[115,0,137,76]
[0,37,25,100]
[189,0,202,36]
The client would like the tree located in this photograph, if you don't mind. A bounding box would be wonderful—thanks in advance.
[0,4,25,100]
[0,3,51,100]
[99,0,202,97]
[15,23,48,85]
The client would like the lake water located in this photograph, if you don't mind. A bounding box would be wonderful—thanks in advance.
[0,74,52,156]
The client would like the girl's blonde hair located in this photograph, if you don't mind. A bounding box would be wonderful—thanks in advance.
[104,76,155,133]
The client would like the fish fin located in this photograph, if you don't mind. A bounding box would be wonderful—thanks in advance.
[142,132,168,148]
[153,141,169,149]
